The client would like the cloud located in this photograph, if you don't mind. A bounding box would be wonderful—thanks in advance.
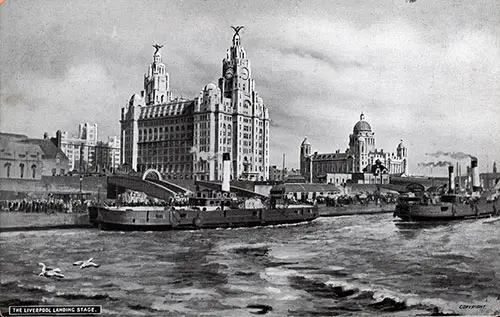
[1,0,499,175]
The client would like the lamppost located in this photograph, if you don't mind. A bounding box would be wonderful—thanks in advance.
[79,175,83,200]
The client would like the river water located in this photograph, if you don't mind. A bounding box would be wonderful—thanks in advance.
[1,214,499,316]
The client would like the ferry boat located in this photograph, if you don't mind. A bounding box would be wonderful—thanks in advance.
[95,154,319,231]
[95,188,319,231]
[394,159,499,221]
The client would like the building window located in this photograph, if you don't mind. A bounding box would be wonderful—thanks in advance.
[19,163,25,178]
[4,163,11,178]
[52,168,56,176]
[31,164,37,178]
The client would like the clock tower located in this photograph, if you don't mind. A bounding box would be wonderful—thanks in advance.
[220,26,254,106]
[144,44,171,106]
[217,26,270,181]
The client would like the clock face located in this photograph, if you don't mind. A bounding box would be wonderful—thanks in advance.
[240,67,249,80]
[225,68,233,79]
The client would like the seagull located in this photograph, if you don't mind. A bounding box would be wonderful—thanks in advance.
[38,263,64,278]
[73,258,100,269]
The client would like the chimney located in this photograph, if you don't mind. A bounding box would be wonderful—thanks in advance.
[55,130,62,149]
[222,152,231,192]
[448,165,455,194]
[471,157,480,192]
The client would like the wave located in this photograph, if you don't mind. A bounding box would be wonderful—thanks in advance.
[55,292,116,301]
[128,303,160,313]
[273,270,458,315]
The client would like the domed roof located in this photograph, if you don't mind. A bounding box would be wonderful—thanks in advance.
[204,83,217,91]
[353,113,372,132]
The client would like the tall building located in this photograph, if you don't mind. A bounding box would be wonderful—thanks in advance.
[121,28,270,181]
[60,130,94,172]
[58,123,119,173]
[78,123,98,145]
[300,113,408,183]
[107,136,121,170]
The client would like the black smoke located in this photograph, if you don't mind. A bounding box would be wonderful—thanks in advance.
[418,161,452,167]
[425,151,476,160]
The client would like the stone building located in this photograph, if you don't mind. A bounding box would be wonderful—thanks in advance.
[300,113,407,184]
[0,132,69,179]
[121,28,270,181]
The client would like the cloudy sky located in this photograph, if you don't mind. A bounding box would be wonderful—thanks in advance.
[1,0,499,175]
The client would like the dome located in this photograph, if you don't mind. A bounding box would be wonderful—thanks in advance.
[353,113,372,132]
[204,83,217,91]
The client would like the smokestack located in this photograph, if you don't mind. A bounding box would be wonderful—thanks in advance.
[471,157,480,192]
[282,153,285,181]
[222,152,231,192]
[466,166,471,190]
[448,166,455,194]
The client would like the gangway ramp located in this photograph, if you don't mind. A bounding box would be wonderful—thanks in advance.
[108,175,189,200]
[147,178,192,195]
[195,180,267,198]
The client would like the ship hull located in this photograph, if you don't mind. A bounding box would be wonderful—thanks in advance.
[394,199,499,221]
[319,203,395,217]
[95,206,319,231]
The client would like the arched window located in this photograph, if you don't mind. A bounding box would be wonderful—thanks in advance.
[149,128,153,141]
[4,163,11,178]
[31,164,37,178]
[19,163,25,178]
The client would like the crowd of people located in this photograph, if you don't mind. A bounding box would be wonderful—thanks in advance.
[0,199,90,213]
[323,193,398,207]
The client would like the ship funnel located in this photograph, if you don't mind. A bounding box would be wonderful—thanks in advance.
[222,152,231,192]
[448,165,455,194]
[471,157,480,192]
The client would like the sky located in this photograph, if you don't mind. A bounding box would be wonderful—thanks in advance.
[1,0,499,175]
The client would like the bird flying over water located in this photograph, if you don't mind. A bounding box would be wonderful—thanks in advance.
[38,263,64,278]
[73,258,100,269]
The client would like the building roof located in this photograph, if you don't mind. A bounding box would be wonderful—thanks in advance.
[353,113,372,132]
[140,100,194,119]
[0,132,28,139]
[313,152,349,161]
[21,138,68,160]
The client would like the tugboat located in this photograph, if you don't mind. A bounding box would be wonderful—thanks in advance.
[95,154,319,230]
[394,158,499,221]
